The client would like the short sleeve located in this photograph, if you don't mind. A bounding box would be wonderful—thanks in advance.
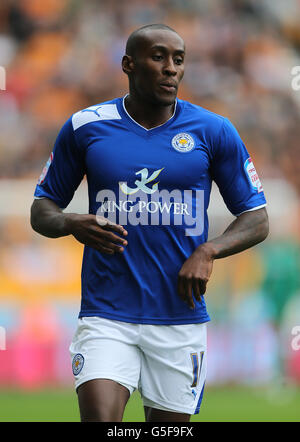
[210,118,266,216]
[34,117,85,209]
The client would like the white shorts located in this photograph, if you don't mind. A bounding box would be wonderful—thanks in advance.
[69,316,207,415]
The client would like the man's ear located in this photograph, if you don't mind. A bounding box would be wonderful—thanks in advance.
[122,55,134,75]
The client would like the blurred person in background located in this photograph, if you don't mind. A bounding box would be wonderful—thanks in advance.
[30,23,269,422]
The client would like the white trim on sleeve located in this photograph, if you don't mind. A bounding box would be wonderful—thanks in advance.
[235,203,266,217]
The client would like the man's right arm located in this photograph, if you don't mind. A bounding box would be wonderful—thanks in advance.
[30,198,128,255]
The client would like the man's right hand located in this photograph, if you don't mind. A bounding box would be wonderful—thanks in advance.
[30,198,128,254]
[65,213,128,254]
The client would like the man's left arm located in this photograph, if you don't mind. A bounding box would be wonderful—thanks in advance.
[177,207,269,309]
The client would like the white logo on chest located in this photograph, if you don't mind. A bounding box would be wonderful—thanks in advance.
[119,168,164,195]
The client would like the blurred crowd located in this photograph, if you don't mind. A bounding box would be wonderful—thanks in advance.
[0,0,300,193]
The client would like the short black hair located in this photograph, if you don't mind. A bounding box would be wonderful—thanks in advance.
[125,23,179,57]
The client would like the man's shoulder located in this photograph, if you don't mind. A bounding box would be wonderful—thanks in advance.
[179,100,227,126]
[71,98,122,131]
[180,100,229,140]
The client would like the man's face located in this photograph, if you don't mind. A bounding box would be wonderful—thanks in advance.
[127,29,185,106]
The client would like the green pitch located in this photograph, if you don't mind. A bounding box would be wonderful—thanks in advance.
[0,385,299,422]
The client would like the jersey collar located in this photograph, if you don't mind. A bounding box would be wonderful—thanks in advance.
[117,94,180,137]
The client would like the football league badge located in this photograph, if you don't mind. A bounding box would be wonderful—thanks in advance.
[244,157,263,192]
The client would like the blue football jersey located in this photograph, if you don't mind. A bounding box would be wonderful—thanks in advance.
[34,97,266,324]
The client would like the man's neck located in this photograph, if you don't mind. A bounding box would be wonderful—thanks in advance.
[124,94,176,130]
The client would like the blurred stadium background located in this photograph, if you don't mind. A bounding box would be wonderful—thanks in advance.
[0,0,300,422]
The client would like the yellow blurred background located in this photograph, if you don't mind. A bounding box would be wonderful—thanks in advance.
[0,0,299,393]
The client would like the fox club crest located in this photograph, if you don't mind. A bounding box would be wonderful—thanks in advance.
[171,133,195,153]
[72,353,84,376]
